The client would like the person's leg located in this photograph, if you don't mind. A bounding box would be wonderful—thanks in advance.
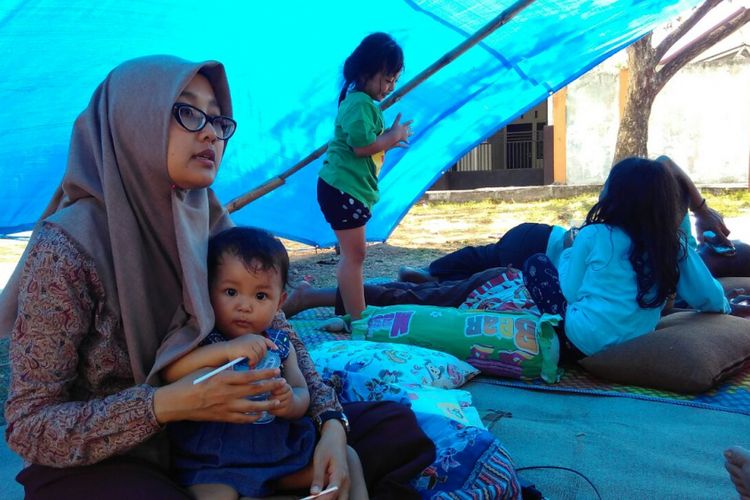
[334,268,509,315]
[16,457,193,500]
[346,445,370,500]
[522,253,584,364]
[275,463,313,493]
[283,282,338,318]
[335,226,367,320]
[428,222,554,282]
[397,265,437,284]
[522,253,566,317]
[426,244,494,281]
[700,241,750,278]
[343,401,435,500]
[188,483,239,500]
[725,446,750,499]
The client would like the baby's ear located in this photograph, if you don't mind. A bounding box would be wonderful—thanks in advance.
[278,291,288,310]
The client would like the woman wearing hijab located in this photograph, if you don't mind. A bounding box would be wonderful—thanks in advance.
[0,55,433,499]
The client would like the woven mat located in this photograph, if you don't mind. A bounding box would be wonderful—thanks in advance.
[290,307,750,416]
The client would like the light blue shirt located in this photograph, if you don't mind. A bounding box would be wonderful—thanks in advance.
[545,225,567,267]
[558,224,730,356]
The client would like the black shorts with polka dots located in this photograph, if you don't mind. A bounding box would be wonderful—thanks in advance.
[317,178,372,230]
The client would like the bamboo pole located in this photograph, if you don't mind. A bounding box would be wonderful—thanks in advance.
[226,0,535,213]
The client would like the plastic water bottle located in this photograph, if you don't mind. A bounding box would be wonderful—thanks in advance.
[234,350,281,424]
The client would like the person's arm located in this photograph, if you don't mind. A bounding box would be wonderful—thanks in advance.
[4,228,163,466]
[676,240,732,314]
[162,333,276,383]
[557,225,595,302]
[352,113,412,156]
[273,312,343,416]
[656,155,731,245]
[269,348,310,420]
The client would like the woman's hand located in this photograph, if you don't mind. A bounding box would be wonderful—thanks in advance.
[152,367,284,424]
[309,420,351,500]
[223,334,277,366]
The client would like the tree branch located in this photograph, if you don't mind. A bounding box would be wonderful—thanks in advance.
[657,7,750,86]
[654,0,723,61]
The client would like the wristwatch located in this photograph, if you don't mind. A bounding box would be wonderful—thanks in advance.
[314,410,350,435]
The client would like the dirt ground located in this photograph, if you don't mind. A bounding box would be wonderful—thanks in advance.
[283,201,535,289]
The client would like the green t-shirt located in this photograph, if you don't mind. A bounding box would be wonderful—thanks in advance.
[319,91,385,208]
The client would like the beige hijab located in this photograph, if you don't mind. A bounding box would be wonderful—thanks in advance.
[0,55,233,385]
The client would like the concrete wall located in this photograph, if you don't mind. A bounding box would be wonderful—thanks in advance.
[650,61,750,184]
[565,59,750,185]
[565,67,620,184]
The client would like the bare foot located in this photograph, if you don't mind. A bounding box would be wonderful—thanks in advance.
[398,266,437,284]
[725,446,750,499]
[283,281,312,318]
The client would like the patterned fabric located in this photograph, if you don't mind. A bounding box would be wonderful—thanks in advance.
[5,225,162,466]
[309,341,479,390]
[414,413,520,499]
[291,315,521,499]
[272,312,343,417]
[522,253,566,317]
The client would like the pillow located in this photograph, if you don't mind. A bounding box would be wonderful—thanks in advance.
[579,312,750,393]
[314,368,412,406]
[351,304,562,383]
[309,340,479,390]
[719,276,750,295]
[403,385,485,428]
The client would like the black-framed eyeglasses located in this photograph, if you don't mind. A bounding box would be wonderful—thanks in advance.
[172,103,237,140]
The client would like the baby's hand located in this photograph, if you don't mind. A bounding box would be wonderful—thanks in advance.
[224,335,277,367]
[268,378,296,418]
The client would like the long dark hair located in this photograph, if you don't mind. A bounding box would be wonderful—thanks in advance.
[584,157,688,308]
[339,32,404,105]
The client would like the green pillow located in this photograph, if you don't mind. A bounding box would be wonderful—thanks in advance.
[351,304,562,383]
[579,312,750,393]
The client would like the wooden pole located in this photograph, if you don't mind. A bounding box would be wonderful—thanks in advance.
[225,0,536,213]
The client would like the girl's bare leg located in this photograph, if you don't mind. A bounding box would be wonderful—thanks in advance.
[334,227,367,320]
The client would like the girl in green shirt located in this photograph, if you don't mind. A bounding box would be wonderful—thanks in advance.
[317,32,413,320]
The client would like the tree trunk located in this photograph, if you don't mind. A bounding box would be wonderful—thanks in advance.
[612,2,750,165]
[613,36,659,163]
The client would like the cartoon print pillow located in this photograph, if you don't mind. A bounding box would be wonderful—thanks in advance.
[309,340,480,390]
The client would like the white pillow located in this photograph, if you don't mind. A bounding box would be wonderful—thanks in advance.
[309,340,479,389]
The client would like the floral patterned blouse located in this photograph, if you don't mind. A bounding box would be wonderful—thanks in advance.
[4,223,340,467]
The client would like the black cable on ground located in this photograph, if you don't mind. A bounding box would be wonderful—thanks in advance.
[516,465,602,500]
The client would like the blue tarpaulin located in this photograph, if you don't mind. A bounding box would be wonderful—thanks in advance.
[1,0,699,246]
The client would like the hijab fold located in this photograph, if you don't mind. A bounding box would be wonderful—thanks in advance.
[0,55,234,385]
